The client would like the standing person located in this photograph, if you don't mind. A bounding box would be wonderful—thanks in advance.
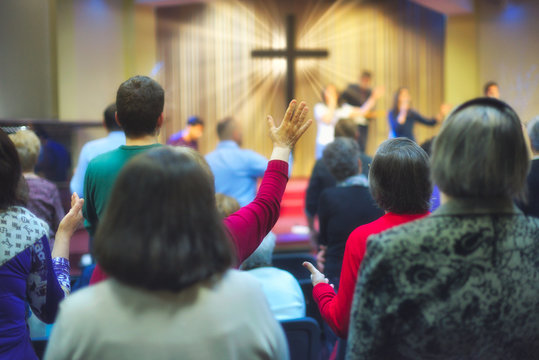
[34,127,71,183]
[206,117,268,207]
[484,81,500,99]
[388,87,448,142]
[303,138,431,358]
[314,85,379,159]
[70,104,126,198]
[317,138,384,287]
[347,98,539,359]
[167,116,204,150]
[0,129,83,360]
[83,76,164,239]
[44,100,312,360]
[340,70,375,152]
[9,129,65,245]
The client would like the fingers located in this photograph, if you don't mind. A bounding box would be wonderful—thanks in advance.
[302,261,319,275]
[282,99,297,126]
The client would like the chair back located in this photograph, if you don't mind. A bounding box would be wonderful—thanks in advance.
[280,317,321,360]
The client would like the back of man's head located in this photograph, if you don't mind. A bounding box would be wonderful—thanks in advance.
[104,103,120,132]
[116,76,164,138]
[216,117,236,141]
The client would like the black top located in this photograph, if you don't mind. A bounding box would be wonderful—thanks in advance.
[318,185,383,280]
[340,84,372,107]
[388,109,437,142]
[518,158,539,218]
[305,154,372,218]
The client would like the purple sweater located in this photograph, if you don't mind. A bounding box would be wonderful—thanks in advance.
[0,207,70,359]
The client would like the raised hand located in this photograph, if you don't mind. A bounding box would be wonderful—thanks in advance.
[303,261,330,287]
[52,193,84,259]
[267,100,312,150]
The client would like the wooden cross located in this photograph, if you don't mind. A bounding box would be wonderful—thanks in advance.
[252,14,329,103]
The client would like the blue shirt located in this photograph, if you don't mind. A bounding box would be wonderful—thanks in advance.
[70,131,126,197]
[205,141,268,207]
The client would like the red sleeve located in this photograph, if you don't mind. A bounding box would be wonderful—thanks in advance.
[89,263,108,285]
[312,227,368,338]
[223,160,288,264]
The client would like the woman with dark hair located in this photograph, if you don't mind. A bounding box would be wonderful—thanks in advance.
[347,98,539,359]
[0,129,83,359]
[303,138,431,342]
[388,87,449,141]
[317,138,384,287]
[44,101,312,360]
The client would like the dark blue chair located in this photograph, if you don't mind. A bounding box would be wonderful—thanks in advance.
[280,317,321,360]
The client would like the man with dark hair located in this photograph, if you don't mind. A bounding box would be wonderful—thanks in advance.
[205,117,267,207]
[167,116,204,150]
[340,70,376,152]
[83,76,164,238]
[483,81,500,99]
[70,103,126,197]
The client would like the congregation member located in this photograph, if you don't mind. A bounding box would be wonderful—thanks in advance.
[9,129,65,245]
[44,98,312,360]
[347,98,539,359]
[304,138,431,343]
[206,117,268,207]
[518,116,539,217]
[0,129,83,360]
[83,76,164,238]
[484,80,500,99]
[420,136,441,211]
[314,84,379,159]
[34,127,72,183]
[340,70,374,152]
[240,235,306,321]
[317,138,383,287]
[388,87,449,141]
[167,115,204,150]
[305,119,371,249]
[70,103,125,197]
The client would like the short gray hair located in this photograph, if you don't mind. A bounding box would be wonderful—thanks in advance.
[240,233,276,270]
[9,129,41,172]
[432,98,529,199]
[322,138,359,181]
[528,116,539,152]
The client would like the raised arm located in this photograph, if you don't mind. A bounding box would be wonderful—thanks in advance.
[224,100,312,264]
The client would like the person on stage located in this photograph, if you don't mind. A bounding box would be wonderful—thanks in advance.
[387,87,449,142]
[314,84,380,159]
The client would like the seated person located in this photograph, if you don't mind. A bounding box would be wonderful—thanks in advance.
[0,129,83,360]
[9,129,65,245]
[318,138,384,286]
[240,234,306,321]
[304,138,431,339]
[43,123,313,358]
[347,98,539,359]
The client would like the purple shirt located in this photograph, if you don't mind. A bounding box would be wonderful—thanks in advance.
[0,207,70,359]
[24,175,65,244]
[167,130,198,150]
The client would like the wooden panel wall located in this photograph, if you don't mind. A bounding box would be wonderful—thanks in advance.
[156,0,444,177]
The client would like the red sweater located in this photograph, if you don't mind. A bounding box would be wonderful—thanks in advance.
[89,160,288,285]
[312,212,428,338]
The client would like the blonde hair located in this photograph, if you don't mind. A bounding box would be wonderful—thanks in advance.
[9,129,41,172]
[215,193,240,218]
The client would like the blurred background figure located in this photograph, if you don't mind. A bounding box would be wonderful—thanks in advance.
[517,116,539,217]
[167,116,204,151]
[70,103,125,197]
[388,87,449,141]
[33,126,71,183]
[9,129,65,245]
[483,81,500,99]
